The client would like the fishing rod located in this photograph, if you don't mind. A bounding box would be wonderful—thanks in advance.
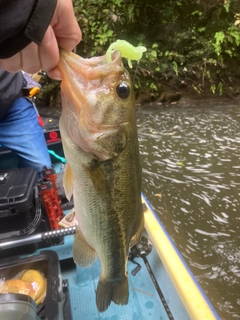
[129,236,175,320]
[0,227,76,251]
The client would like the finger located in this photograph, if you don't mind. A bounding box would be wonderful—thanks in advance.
[39,26,59,73]
[47,66,63,80]
[0,53,21,73]
[51,0,82,53]
[20,42,42,74]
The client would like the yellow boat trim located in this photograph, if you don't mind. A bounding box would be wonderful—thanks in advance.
[142,195,218,320]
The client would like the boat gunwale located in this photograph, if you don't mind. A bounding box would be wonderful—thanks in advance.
[142,193,220,320]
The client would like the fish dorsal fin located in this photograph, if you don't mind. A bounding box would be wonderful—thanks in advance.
[63,163,74,201]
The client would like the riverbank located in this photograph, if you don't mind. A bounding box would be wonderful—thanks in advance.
[37,71,240,113]
[137,95,240,109]
[135,76,240,107]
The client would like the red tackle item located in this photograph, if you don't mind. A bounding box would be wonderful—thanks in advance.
[38,115,44,127]
[38,178,62,230]
[40,167,64,229]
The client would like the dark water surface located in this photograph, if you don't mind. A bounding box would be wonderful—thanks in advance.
[137,102,240,320]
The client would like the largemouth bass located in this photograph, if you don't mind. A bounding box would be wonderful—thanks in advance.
[58,49,144,312]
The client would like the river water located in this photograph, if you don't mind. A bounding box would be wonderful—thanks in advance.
[136,101,240,320]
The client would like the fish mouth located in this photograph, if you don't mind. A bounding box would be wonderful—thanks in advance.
[59,50,123,86]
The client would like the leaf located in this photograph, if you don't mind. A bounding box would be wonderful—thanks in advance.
[224,0,230,13]
[214,31,225,44]
[149,129,157,134]
[151,50,157,58]
[172,61,178,76]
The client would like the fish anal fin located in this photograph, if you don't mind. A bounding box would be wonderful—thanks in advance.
[63,163,74,201]
[73,228,97,268]
[96,275,129,312]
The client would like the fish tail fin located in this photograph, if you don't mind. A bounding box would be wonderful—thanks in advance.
[112,276,129,305]
[96,275,129,312]
[73,229,97,267]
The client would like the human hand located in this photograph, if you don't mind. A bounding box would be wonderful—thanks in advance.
[0,0,81,80]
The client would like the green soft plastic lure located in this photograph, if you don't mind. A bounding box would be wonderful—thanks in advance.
[106,40,147,68]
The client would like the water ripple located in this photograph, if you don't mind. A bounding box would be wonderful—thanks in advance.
[137,104,240,320]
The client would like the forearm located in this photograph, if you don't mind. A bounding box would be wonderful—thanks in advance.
[0,0,57,59]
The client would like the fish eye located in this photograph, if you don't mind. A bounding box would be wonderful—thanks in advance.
[116,82,130,99]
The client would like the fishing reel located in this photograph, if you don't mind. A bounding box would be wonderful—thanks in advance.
[128,236,152,276]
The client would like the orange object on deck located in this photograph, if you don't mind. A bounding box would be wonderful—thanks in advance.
[38,170,64,230]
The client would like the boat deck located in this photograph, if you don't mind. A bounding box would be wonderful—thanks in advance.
[33,233,190,320]
[61,257,165,320]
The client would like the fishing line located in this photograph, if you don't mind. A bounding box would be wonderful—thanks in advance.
[132,61,139,86]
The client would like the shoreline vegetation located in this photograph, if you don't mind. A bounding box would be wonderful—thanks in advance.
[38,0,240,108]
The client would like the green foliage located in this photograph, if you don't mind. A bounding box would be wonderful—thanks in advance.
[224,0,231,13]
[38,77,60,108]
[40,0,240,105]
[214,26,240,58]
[172,61,179,76]
[214,31,225,56]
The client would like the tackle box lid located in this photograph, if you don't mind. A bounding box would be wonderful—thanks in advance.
[0,167,38,212]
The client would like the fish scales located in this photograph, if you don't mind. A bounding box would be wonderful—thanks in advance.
[58,50,144,312]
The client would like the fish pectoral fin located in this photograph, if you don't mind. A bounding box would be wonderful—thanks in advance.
[73,228,97,267]
[96,275,129,312]
[63,163,74,201]
[82,160,110,197]
[94,125,128,160]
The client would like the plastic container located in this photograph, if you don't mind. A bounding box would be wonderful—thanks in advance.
[0,293,39,320]
[0,250,71,320]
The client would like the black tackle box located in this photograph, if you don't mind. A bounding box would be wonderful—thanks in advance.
[0,167,39,236]
[0,250,72,320]
[0,167,62,258]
